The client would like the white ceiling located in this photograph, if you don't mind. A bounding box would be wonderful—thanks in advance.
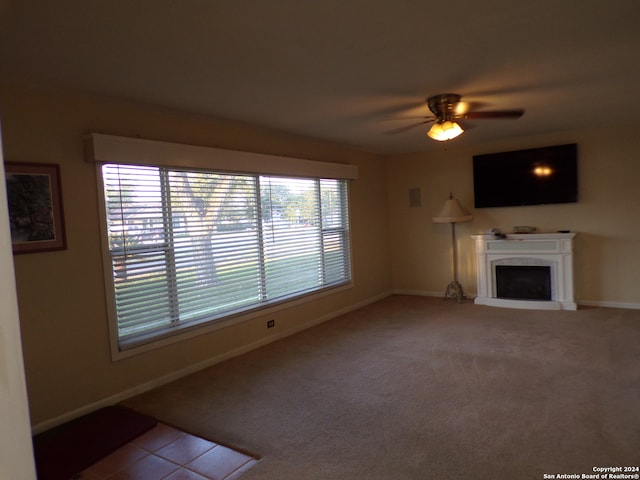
[1,0,639,155]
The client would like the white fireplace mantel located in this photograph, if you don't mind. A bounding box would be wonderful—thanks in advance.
[471,233,577,310]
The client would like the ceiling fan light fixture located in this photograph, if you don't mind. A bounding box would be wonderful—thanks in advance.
[427,120,464,141]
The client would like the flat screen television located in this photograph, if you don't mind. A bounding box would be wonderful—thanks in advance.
[472,143,578,208]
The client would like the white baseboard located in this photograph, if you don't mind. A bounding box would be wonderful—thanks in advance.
[392,289,445,297]
[577,300,640,310]
[395,290,640,311]
[393,289,482,299]
[32,290,393,435]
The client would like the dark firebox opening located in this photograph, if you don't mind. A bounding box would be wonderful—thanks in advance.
[496,265,551,301]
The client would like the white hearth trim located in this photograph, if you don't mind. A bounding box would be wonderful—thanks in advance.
[471,233,577,310]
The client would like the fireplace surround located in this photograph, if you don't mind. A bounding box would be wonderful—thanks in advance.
[471,233,576,310]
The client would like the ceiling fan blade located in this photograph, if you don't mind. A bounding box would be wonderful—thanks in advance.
[381,114,436,121]
[460,109,525,120]
[385,119,434,135]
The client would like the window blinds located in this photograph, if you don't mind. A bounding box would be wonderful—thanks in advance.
[102,164,351,348]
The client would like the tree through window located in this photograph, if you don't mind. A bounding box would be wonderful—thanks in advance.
[101,164,351,350]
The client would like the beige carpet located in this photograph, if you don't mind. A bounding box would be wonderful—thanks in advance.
[122,295,640,479]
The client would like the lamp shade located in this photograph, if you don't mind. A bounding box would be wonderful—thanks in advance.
[427,121,464,141]
[433,194,473,223]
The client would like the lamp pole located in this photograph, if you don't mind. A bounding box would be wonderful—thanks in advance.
[445,220,465,302]
[451,221,458,283]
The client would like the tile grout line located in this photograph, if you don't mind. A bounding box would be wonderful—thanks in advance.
[78,422,259,480]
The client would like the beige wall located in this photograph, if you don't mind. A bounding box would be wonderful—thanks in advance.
[3,79,639,429]
[387,126,640,306]
[0,82,392,426]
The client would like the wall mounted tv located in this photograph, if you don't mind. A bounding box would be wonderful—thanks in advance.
[473,143,578,208]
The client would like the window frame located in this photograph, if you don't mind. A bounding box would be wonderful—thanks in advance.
[89,135,357,360]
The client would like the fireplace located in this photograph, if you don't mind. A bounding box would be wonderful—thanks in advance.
[471,233,576,310]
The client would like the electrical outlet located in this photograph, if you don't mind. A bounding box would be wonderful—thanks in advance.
[267,319,275,328]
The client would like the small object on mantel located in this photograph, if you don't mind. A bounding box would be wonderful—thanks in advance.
[557,230,571,233]
[513,226,536,234]
[486,228,506,239]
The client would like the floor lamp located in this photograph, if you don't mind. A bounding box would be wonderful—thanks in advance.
[432,193,473,302]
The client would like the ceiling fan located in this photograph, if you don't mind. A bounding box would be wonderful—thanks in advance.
[392,93,525,141]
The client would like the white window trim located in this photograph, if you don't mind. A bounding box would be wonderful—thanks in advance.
[85,133,359,180]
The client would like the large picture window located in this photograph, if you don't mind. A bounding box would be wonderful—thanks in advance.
[100,163,351,350]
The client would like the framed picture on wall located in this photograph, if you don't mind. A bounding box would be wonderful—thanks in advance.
[5,162,67,254]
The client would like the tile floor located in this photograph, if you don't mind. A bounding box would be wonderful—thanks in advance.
[73,422,259,480]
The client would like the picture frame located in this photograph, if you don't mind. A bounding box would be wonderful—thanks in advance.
[5,162,67,254]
